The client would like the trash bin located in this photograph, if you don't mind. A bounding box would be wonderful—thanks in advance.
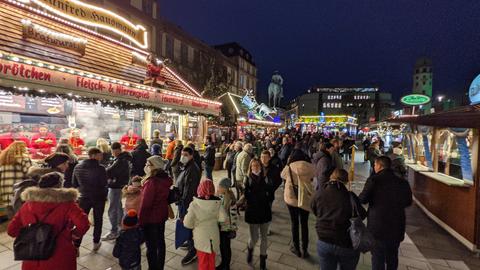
[214,152,223,171]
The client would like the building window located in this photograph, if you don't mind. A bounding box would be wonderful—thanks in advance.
[165,35,174,60]
[180,43,188,65]
[152,2,157,18]
[423,68,427,73]
[240,74,246,88]
[143,0,153,15]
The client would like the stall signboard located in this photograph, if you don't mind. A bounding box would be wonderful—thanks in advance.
[468,74,480,105]
[400,94,431,106]
[0,58,220,114]
[22,0,148,49]
[22,19,87,55]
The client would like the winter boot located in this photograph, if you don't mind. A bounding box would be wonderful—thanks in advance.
[260,255,267,270]
[247,247,254,265]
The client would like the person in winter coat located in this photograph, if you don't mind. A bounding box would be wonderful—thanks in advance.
[313,142,336,190]
[165,134,176,161]
[55,143,78,188]
[0,141,33,210]
[176,146,202,265]
[72,147,108,251]
[113,209,144,270]
[311,169,367,270]
[359,156,412,270]
[244,158,273,270]
[96,138,113,167]
[231,142,243,187]
[122,176,142,214]
[330,139,344,170]
[150,129,163,154]
[139,156,173,270]
[261,150,282,203]
[151,143,162,156]
[278,137,293,166]
[389,147,407,178]
[184,179,226,270]
[188,142,203,173]
[104,142,133,241]
[367,141,382,173]
[235,143,253,198]
[216,178,238,270]
[287,142,311,164]
[203,139,216,180]
[170,140,184,181]
[281,154,315,258]
[8,172,90,270]
[224,143,236,181]
[131,139,151,177]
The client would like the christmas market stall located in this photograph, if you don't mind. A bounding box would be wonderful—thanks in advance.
[389,105,480,251]
[295,114,358,137]
[218,92,283,140]
[0,0,221,157]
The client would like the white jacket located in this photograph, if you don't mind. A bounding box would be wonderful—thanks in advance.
[184,197,226,253]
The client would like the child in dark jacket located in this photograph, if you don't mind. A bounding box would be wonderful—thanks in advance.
[113,210,144,270]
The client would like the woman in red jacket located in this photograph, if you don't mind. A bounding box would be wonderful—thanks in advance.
[7,172,90,270]
[139,156,173,270]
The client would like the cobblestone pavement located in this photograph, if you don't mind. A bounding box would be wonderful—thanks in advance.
[0,153,479,269]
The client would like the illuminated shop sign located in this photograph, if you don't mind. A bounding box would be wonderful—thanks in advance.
[20,0,148,49]
[0,57,221,114]
[22,19,87,55]
[400,94,431,106]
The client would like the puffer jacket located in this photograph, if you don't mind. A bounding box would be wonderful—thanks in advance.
[122,185,141,213]
[113,227,144,269]
[8,187,89,270]
[107,152,132,189]
[281,160,315,211]
[73,159,108,202]
[139,171,172,225]
[184,196,226,254]
[131,145,151,177]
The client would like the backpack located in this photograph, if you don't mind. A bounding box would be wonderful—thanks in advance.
[13,206,63,261]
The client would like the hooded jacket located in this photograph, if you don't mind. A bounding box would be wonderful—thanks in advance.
[73,159,108,202]
[8,187,89,270]
[131,144,151,177]
[107,152,132,189]
[122,185,141,213]
[281,160,315,212]
[184,197,226,253]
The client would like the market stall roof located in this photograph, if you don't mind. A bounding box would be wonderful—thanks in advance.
[388,105,480,128]
[218,92,249,115]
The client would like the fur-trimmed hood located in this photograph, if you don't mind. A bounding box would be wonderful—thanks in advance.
[27,166,58,180]
[21,187,79,203]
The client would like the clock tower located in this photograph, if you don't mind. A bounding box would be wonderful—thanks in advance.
[412,58,433,114]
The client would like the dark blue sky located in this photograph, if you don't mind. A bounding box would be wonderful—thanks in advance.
[161,0,480,104]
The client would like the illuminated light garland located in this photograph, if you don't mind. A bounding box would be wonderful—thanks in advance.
[228,93,240,114]
[165,66,202,97]
[3,0,149,54]
[0,51,223,106]
[247,118,283,126]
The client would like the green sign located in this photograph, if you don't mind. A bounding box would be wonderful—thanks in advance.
[400,94,431,106]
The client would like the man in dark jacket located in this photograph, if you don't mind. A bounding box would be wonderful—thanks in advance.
[73,147,108,251]
[176,146,201,265]
[131,139,151,177]
[278,137,293,166]
[359,156,413,270]
[202,138,215,180]
[188,143,202,173]
[313,143,335,190]
[103,142,132,241]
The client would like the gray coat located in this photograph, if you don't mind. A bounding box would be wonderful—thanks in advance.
[235,150,252,183]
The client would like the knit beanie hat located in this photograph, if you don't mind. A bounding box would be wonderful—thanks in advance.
[218,178,232,189]
[147,156,165,170]
[44,153,70,168]
[197,179,215,199]
[123,209,138,227]
[38,172,63,188]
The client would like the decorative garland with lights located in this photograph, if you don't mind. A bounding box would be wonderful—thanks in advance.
[0,86,213,118]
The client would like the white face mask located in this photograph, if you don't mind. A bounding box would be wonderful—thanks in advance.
[144,165,151,175]
[180,156,190,165]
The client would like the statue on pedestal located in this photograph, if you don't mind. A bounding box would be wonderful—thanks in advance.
[268,71,283,108]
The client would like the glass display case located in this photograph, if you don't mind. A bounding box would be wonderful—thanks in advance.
[435,128,474,181]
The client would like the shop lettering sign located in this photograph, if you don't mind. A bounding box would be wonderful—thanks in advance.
[0,58,220,114]
[400,94,431,106]
[22,19,87,55]
[24,0,148,49]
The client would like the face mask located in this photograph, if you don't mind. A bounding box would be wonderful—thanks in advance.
[144,165,151,175]
[180,156,190,164]
[252,170,261,176]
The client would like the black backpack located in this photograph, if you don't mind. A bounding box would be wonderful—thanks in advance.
[13,207,64,261]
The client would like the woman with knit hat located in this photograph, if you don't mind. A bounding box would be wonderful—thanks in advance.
[8,172,89,270]
[184,179,226,270]
[139,156,172,270]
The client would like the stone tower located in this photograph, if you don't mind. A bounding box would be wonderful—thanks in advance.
[413,58,433,113]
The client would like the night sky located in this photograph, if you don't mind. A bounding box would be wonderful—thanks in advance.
[161,1,480,105]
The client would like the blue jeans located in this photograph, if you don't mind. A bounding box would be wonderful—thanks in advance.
[205,165,213,180]
[316,240,360,270]
[371,240,400,270]
[108,188,123,234]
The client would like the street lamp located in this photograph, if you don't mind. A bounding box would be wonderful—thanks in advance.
[437,95,445,102]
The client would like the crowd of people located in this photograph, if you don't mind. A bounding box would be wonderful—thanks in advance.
[0,128,412,270]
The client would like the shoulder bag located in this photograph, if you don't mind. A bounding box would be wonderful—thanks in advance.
[348,193,374,253]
